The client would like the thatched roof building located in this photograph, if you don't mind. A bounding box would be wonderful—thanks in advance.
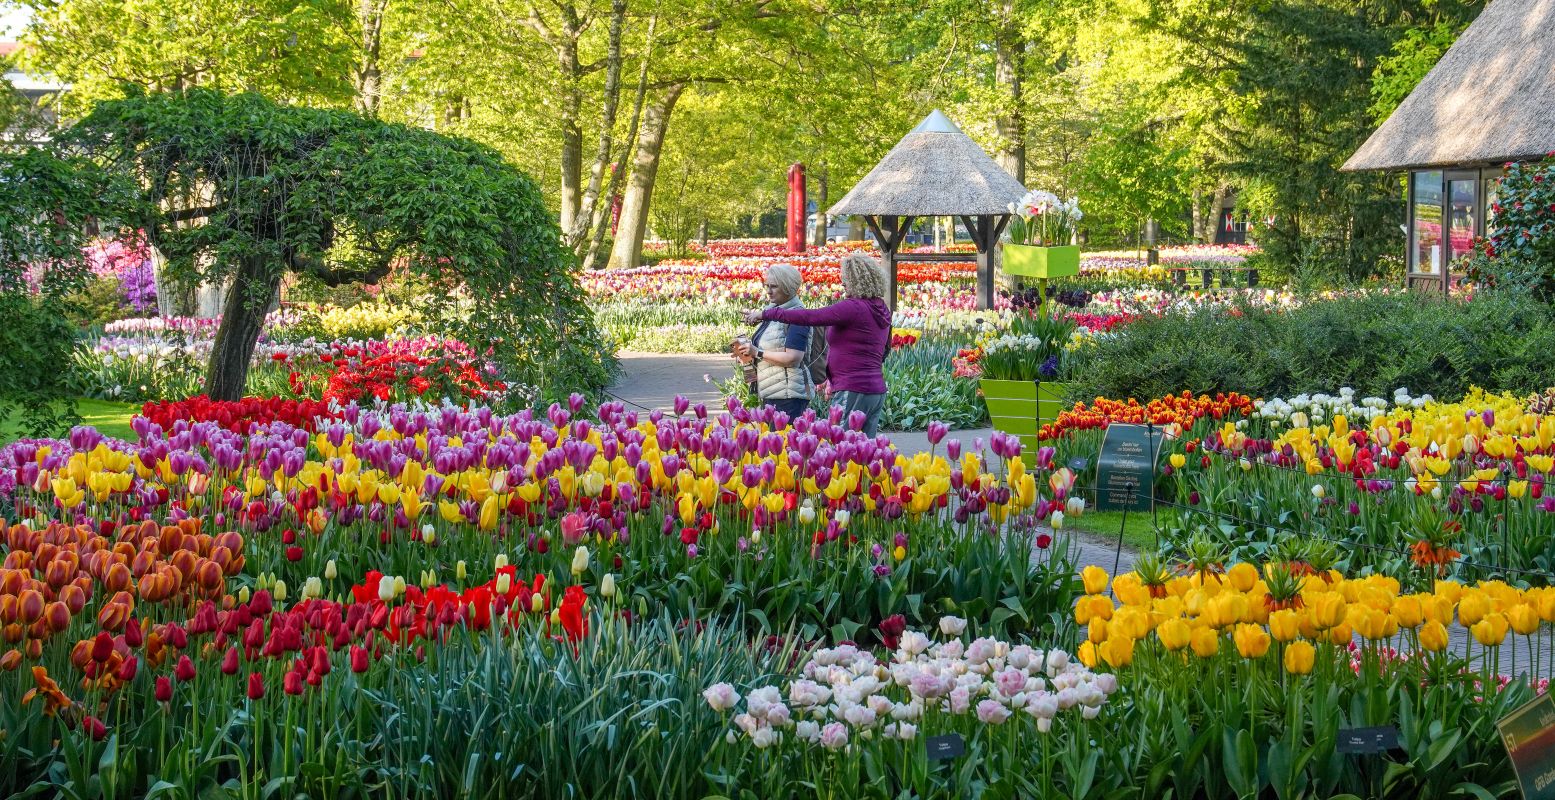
[1343,0,1555,290]
[828,110,1025,310]
[829,110,1026,217]
[1345,0,1555,171]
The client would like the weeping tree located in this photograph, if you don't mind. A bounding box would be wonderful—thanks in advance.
[62,87,611,401]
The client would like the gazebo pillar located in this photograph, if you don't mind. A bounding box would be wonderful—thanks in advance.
[863,214,915,311]
[960,214,1011,310]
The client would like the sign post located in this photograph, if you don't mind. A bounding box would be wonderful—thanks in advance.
[1500,691,1555,800]
[1095,423,1164,512]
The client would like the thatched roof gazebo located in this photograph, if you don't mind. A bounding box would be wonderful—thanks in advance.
[829,110,1027,310]
[1343,0,1555,292]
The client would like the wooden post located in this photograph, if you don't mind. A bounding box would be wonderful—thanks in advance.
[961,214,1010,310]
[864,214,914,310]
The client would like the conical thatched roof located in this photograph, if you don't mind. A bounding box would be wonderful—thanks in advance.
[1344,0,1555,172]
[829,110,1027,216]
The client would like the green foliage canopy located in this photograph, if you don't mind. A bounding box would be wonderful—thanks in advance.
[61,87,610,400]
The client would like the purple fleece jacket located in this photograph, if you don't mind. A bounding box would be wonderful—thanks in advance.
[761,297,891,394]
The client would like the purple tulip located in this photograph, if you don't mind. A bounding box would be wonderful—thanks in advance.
[926,421,948,446]
[947,439,962,460]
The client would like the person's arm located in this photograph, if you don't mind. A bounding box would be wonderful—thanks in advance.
[762,300,854,327]
[758,347,804,368]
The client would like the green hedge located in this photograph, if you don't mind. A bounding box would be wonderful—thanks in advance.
[1070,292,1555,400]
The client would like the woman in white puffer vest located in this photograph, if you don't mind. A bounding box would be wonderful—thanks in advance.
[733,263,813,419]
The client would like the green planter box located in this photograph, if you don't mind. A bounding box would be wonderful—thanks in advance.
[1002,244,1080,279]
[980,379,1067,453]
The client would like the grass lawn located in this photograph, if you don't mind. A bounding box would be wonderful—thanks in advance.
[0,398,139,445]
[1068,508,1161,552]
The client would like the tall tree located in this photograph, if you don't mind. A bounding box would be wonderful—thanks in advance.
[20,0,359,114]
[65,88,610,399]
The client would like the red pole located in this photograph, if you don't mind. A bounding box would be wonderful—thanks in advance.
[786,163,806,253]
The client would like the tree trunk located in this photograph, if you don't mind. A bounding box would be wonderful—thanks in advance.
[205,258,281,401]
[1209,184,1229,243]
[810,164,828,246]
[557,36,584,237]
[354,0,390,116]
[568,0,629,254]
[994,0,1025,183]
[607,83,684,269]
[582,14,655,271]
[848,217,864,241]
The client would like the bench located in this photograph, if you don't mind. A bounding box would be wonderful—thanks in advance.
[1170,265,1260,288]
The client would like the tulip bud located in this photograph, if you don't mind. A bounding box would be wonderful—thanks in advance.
[238,586,251,604]
[392,575,406,596]
[272,579,288,603]
[378,577,396,603]
[495,553,508,570]
[571,546,590,576]
[531,592,544,612]
[324,560,337,580]
[456,560,467,581]
[496,574,512,595]
[600,574,616,599]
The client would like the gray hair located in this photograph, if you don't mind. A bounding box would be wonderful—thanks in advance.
[840,254,887,299]
[765,263,802,301]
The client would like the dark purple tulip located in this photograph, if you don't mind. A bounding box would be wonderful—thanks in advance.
[947,439,962,460]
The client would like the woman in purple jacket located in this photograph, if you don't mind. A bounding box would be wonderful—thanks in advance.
[744,254,892,437]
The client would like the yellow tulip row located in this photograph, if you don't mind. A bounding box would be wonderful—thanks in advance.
[1074,563,1555,673]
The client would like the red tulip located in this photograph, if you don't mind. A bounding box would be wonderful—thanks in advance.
[155,675,172,703]
[350,646,369,674]
[247,671,265,700]
[221,646,240,675]
[117,655,138,682]
[174,654,196,682]
[285,546,303,562]
[82,715,108,741]
[91,631,115,663]
[283,670,304,696]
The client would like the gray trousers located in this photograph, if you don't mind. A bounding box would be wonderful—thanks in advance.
[831,390,886,438]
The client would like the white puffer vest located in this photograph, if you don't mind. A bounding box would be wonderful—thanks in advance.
[753,298,813,401]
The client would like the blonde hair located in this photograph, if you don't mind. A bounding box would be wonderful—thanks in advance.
[840,254,887,299]
[764,263,802,301]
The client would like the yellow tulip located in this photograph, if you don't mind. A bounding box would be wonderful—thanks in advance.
[1471,614,1508,647]
[1508,604,1540,636]
[1189,626,1219,658]
[1078,640,1099,668]
[1169,453,1186,469]
[1326,621,1353,646]
[1088,617,1109,644]
[1391,595,1424,628]
[1457,591,1490,626]
[1233,623,1270,659]
[1307,592,1347,629]
[1226,563,1258,593]
[478,495,499,531]
[1268,609,1301,642]
[1283,640,1315,675]
[1081,565,1109,596]
[1419,620,1449,652]
[1101,636,1135,669]
[1157,618,1191,651]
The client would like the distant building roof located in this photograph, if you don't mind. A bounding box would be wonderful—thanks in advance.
[1344,0,1555,171]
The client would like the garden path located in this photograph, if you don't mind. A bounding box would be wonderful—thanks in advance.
[607,351,996,456]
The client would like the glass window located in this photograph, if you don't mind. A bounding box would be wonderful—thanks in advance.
[1447,177,1477,267]
[1411,171,1443,274]
[1482,167,1504,234]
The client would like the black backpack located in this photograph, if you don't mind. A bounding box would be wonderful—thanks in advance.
[802,327,829,386]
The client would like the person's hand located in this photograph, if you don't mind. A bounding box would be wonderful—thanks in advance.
[742,309,764,325]
[732,341,753,362]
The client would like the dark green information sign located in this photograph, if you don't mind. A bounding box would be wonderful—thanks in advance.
[1500,691,1555,800]
[1095,423,1164,512]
